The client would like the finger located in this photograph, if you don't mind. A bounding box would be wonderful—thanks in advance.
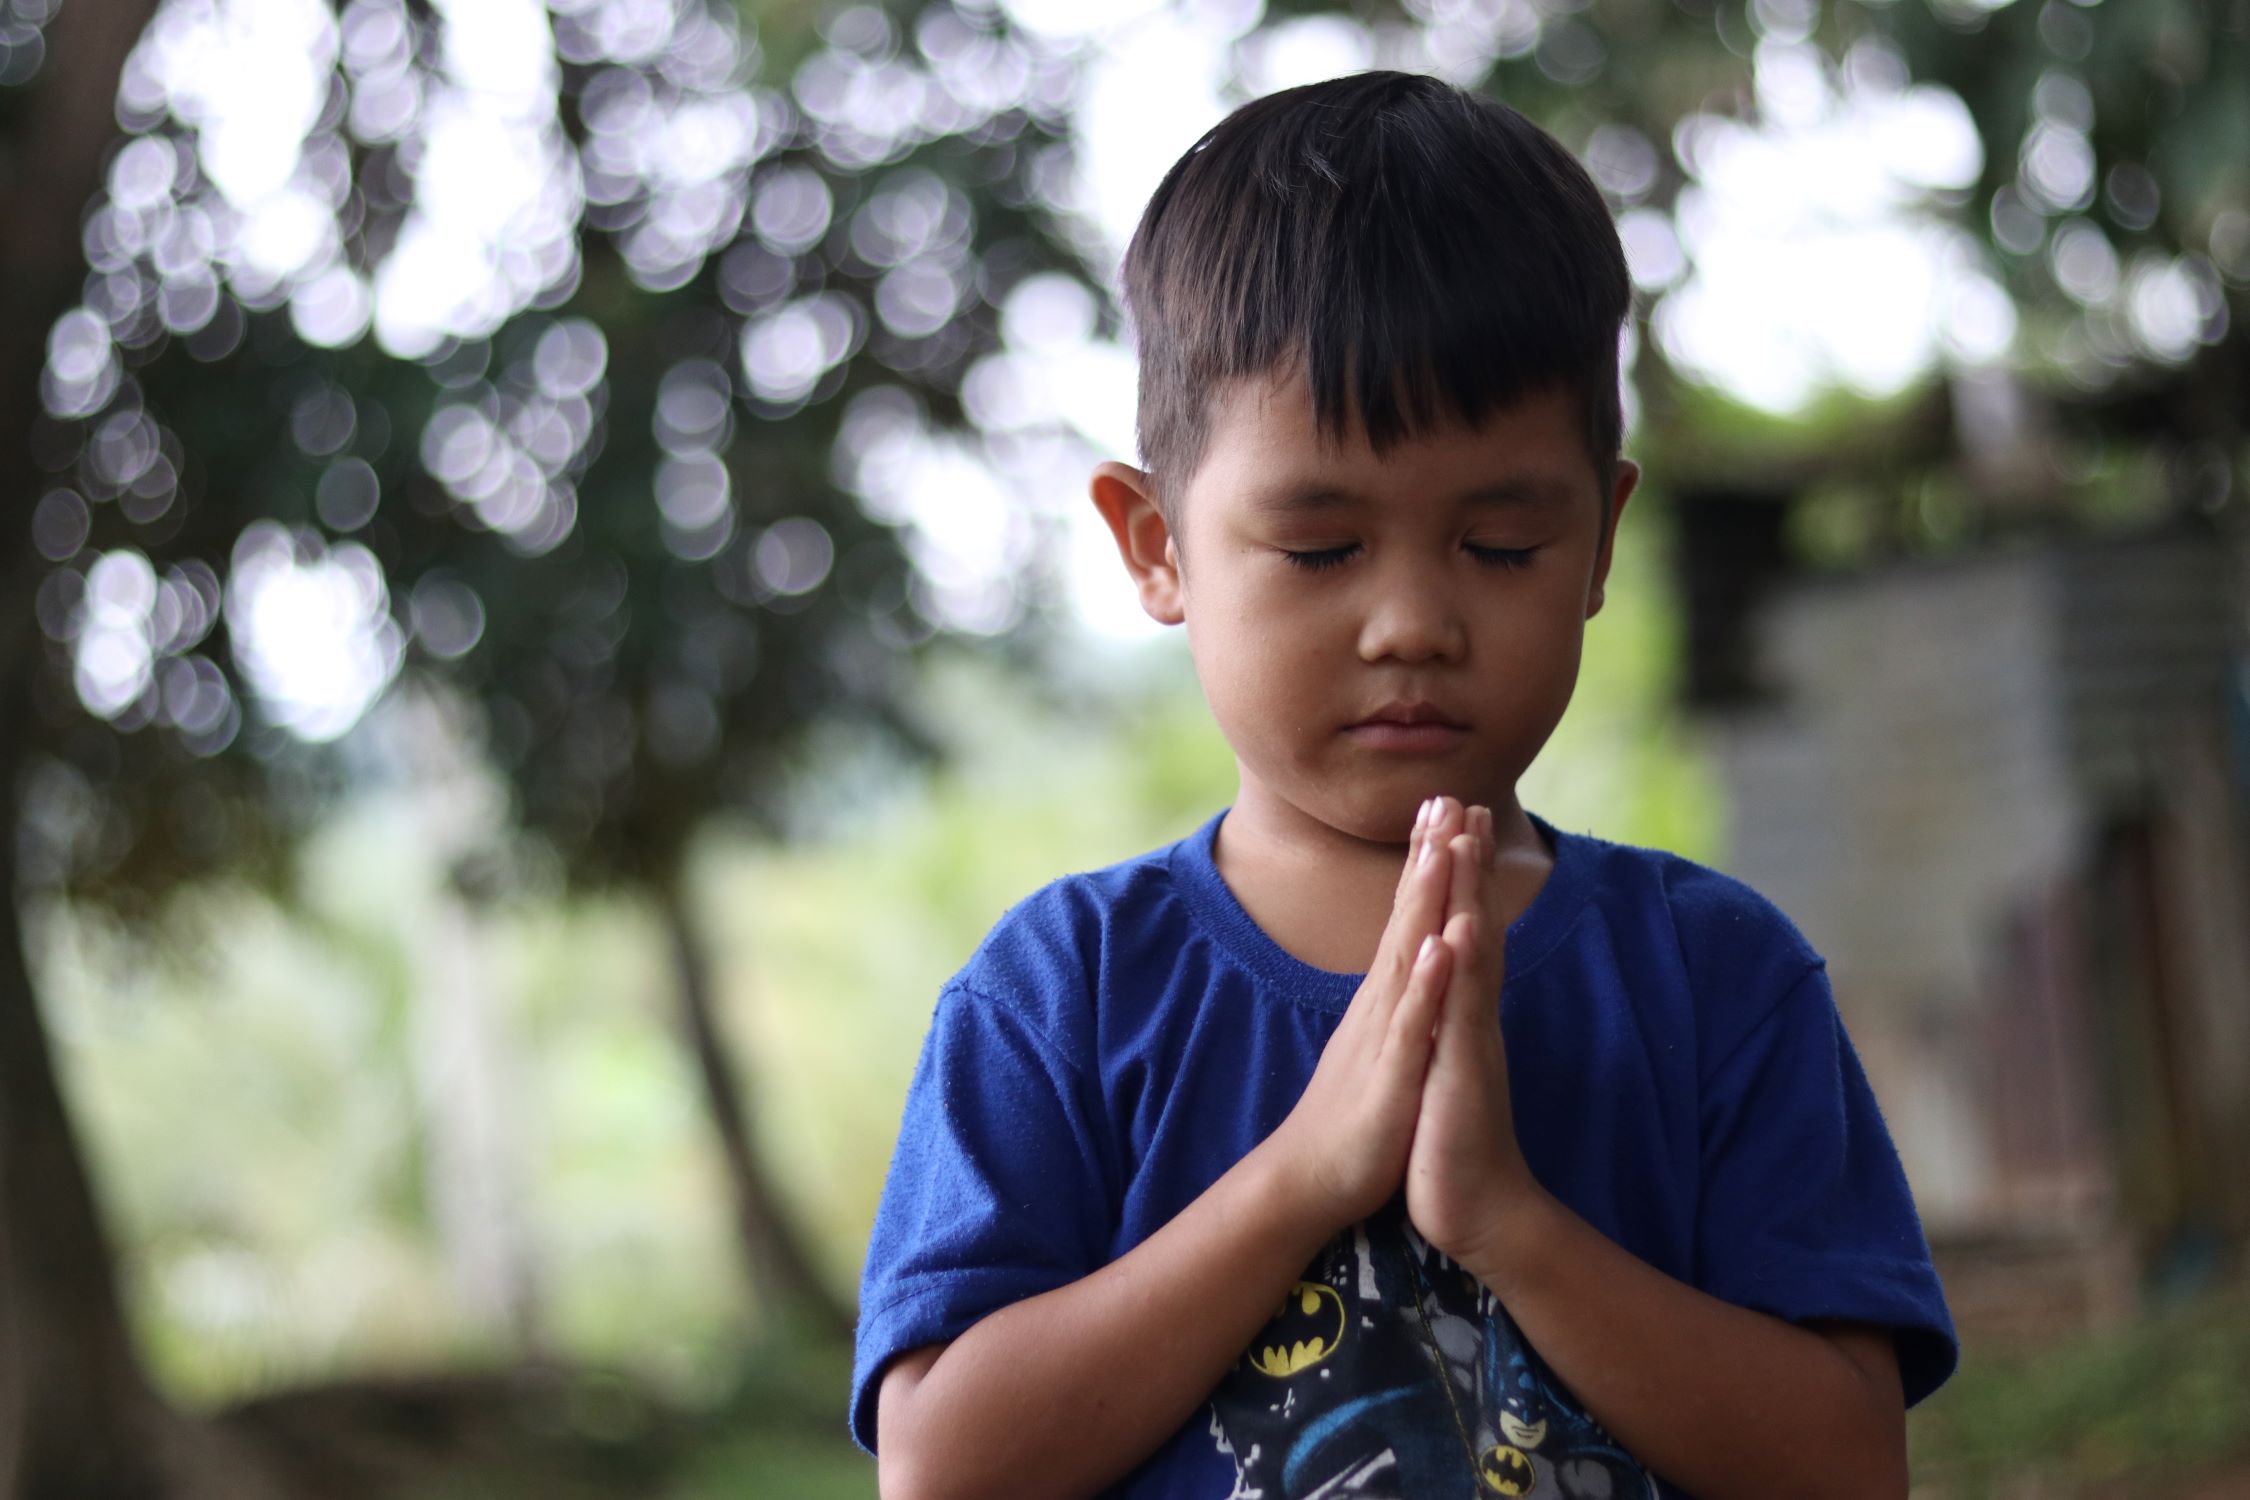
[1384,929,1452,1064]
[1394,795,1459,902]
[1390,796,1434,907]
[1455,830,1506,996]
[1438,909,1482,1040]
[1462,807,1503,938]
[1422,798,1465,897]
[1403,801,1465,928]
[1422,794,1459,847]
[1384,813,1457,980]
[1472,832,1510,993]
[1362,809,1457,1026]
[1446,832,1480,924]
[1368,805,1458,967]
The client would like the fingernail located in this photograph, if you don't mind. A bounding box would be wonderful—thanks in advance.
[1417,934,1440,965]
[1416,798,1432,831]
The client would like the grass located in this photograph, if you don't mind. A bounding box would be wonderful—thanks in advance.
[1906,1273,2250,1499]
[234,1273,2250,1500]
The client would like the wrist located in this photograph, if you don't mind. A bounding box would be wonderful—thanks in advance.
[1456,1176,1562,1298]
[1242,1129,1352,1262]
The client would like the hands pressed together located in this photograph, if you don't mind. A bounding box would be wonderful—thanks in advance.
[1270,795,1540,1267]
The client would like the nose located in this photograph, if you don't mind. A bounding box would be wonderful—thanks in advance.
[1355,563,1467,664]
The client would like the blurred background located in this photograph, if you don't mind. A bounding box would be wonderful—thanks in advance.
[1,0,2245,1495]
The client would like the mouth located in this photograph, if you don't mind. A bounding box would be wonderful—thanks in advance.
[1332,706,1476,751]
[1348,703,1468,731]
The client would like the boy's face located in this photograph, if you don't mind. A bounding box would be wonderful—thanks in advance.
[1092,365,1637,848]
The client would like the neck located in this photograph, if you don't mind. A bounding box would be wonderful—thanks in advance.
[1211,779,1548,977]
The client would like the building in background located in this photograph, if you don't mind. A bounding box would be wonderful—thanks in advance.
[1682,500,2250,1349]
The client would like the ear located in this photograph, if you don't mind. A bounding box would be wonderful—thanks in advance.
[1089,459,1186,626]
[1586,458,1640,620]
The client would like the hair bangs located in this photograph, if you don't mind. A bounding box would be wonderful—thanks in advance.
[1123,72,1630,517]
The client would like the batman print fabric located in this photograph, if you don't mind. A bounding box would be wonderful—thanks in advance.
[1206,1189,1657,1500]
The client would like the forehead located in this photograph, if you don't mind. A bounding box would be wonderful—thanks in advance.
[1183,365,1598,518]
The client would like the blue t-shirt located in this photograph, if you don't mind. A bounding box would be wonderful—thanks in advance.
[850,807,1958,1497]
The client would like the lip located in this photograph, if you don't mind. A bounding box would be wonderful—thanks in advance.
[1348,701,1468,730]
[1343,700,1470,752]
[1343,721,1470,752]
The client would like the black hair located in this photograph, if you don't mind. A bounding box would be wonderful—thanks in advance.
[1120,71,1631,538]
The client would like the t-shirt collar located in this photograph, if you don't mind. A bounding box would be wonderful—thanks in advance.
[1168,804,1594,1014]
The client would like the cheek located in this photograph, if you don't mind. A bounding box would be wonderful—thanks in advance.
[1231,575,1361,660]
[1510,609,1585,682]
[1492,620,1587,742]
[1511,591,1588,656]
[1183,583,1332,724]
[1187,556,1301,641]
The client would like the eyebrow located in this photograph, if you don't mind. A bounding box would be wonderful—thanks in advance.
[1249,478,1579,514]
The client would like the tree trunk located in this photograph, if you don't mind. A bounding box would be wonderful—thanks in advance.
[414,864,547,1357]
[391,686,546,1358]
[655,868,854,1344]
[0,0,179,1491]
[0,675,178,1497]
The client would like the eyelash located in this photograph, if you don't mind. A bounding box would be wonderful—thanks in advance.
[1279,544,1538,573]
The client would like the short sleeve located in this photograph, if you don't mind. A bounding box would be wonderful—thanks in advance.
[1694,964,1960,1409]
[848,980,1117,1456]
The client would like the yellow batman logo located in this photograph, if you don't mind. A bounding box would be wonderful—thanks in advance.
[1498,1412,1548,1449]
[1477,1442,1535,1495]
[1245,1281,1346,1377]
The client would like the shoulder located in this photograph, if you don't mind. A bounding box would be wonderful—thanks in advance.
[1568,828,1822,970]
[1561,828,1828,1060]
[942,827,1194,1052]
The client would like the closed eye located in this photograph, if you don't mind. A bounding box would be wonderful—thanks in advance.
[1279,546,1356,572]
[1278,544,1540,572]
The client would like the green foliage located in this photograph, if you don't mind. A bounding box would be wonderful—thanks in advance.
[699,640,1242,1289]
[1908,1278,2250,1498]
[667,1434,874,1500]
[17,0,1089,929]
[1521,488,1720,861]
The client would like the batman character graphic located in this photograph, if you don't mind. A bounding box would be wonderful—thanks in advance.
[1206,1189,1658,1499]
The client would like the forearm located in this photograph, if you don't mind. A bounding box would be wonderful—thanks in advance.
[1459,1188,1901,1500]
[883,1137,1336,1500]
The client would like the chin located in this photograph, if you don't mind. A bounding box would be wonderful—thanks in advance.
[1286,782,1428,844]
[1344,769,1523,835]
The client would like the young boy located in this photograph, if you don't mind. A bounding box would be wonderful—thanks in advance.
[848,71,1957,1500]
